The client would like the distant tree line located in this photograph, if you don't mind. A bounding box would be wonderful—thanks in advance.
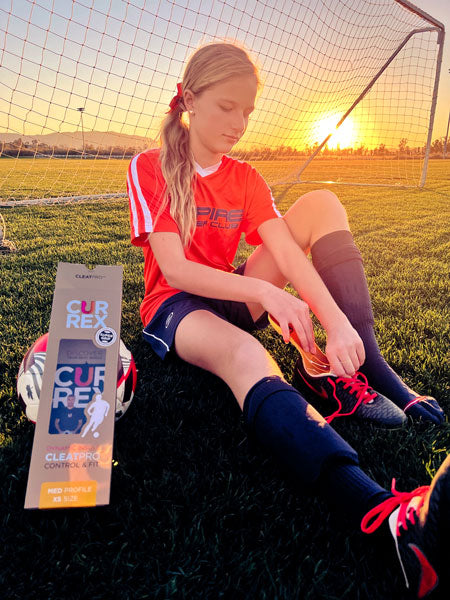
[0,138,148,158]
[232,137,447,160]
[1,136,447,159]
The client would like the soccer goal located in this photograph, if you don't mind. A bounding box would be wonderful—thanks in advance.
[0,0,445,207]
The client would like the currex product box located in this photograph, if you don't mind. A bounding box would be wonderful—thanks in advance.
[24,262,123,509]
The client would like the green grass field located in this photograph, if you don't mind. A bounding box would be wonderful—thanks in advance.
[0,159,449,599]
[0,156,444,202]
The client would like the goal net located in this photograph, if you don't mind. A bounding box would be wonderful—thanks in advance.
[0,0,445,206]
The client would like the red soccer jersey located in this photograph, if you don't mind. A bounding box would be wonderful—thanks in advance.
[127,148,281,326]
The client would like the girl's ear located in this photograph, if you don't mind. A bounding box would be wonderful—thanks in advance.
[183,88,195,113]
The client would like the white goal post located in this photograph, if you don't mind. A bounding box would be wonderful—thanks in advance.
[0,0,445,207]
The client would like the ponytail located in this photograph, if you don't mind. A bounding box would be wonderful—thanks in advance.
[159,102,196,247]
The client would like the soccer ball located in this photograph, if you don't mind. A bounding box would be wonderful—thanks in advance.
[17,333,137,423]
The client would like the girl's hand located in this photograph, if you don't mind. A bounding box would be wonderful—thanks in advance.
[324,322,366,378]
[260,284,316,354]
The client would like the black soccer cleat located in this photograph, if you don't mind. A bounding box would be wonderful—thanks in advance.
[294,357,407,428]
[361,454,450,598]
[268,314,407,428]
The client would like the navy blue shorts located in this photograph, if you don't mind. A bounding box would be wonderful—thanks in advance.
[142,262,269,359]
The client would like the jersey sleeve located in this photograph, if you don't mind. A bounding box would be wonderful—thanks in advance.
[242,167,282,246]
[127,151,180,247]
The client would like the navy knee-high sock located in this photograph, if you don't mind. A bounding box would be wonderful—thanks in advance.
[310,230,425,410]
[243,376,391,526]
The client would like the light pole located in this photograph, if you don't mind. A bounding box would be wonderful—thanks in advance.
[445,70,450,160]
[444,109,450,159]
[77,107,85,157]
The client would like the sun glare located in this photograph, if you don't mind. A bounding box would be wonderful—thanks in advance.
[314,114,356,149]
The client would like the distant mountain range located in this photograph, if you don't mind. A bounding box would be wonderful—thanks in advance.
[0,130,156,150]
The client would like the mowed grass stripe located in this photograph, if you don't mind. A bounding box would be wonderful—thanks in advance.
[0,158,446,201]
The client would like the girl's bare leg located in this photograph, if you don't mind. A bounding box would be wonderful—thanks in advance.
[244,189,349,320]
[174,309,283,410]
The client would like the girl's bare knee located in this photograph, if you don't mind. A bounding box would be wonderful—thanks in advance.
[284,189,349,252]
[225,333,282,408]
[302,189,346,218]
[229,333,266,369]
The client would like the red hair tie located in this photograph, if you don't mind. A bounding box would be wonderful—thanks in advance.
[167,82,183,114]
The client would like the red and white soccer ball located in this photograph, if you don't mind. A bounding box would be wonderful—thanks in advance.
[17,333,137,423]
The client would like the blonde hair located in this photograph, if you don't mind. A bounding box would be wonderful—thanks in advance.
[159,42,260,246]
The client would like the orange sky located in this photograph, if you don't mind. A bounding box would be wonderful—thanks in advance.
[0,0,447,150]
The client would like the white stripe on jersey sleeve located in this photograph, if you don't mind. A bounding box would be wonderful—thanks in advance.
[129,154,153,238]
[271,194,282,218]
[127,171,140,239]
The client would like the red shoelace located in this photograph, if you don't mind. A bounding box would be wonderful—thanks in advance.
[325,371,378,423]
[404,396,429,411]
[361,479,430,535]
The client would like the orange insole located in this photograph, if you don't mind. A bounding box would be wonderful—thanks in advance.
[268,314,333,377]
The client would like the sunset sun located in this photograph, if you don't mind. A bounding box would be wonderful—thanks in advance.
[314,114,356,149]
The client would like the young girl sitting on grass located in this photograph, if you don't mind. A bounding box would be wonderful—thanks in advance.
[127,41,448,598]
